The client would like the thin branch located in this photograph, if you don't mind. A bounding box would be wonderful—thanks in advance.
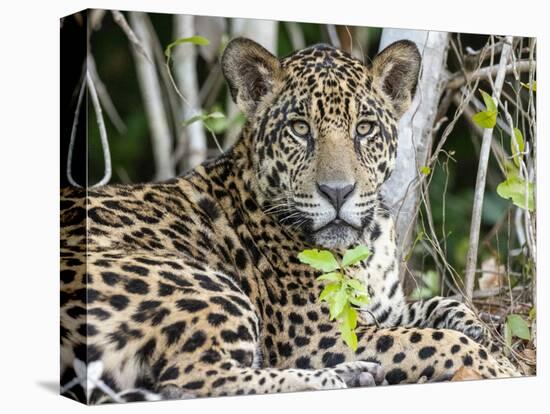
[87,71,112,187]
[446,59,534,90]
[463,36,514,300]
[459,97,510,177]
[112,10,152,64]
[66,67,86,188]
[448,285,526,301]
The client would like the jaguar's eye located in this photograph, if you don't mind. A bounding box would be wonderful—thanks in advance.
[289,120,310,138]
[356,121,373,138]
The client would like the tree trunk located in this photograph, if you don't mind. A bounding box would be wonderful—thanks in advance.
[129,12,175,181]
[378,29,450,283]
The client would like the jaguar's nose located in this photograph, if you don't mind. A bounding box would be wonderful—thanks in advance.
[316,181,356,211]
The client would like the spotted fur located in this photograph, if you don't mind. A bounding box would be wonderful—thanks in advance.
[60,38,518,404]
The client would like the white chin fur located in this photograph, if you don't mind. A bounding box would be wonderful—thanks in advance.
[313,224,360,249]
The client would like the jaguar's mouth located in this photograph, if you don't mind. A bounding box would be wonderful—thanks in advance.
[312,218,362,249]
[316,218,361,231]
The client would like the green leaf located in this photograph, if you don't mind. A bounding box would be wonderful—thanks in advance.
[529,307,536,321]
[345,278,367,293]
[341,245,371,267]
[316,272,342,283]
[341,304,358,330]
[204,111,245,134]
[521,81,536,92]
[329,286,348,320]
[511,128,525,168]
[472,89,498,129]
[496,176,535,211]
[298,249,339,272]
[165,35,210,61]
[339,305,358,350]
[349,294,370,307]
[420,166,431,176]
[506,314,531,340]
[339,321,358,351]
[182,111,225,128]
[472,110,497,129]
[480,89,497,112]
[504,321,512,349]
[319,283,339,302]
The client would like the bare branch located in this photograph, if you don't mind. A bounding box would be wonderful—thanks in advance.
[66,67,86,188]
[112,10,152,63]
[463,36,514,300]
[87,71,112,187]
[446,59,534,91]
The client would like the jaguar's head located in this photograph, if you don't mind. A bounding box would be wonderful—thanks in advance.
[222,37,421,249]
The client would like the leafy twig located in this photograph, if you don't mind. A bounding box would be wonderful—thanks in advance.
[298,246,371,351]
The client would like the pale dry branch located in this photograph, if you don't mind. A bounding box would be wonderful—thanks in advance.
[112,10,152,63]
[463,36,514,300]
[87,71,112,187]
[446,59,534,91]
[66,68,86,188]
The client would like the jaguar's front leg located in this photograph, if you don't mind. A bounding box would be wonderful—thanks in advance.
[285,324,519,385]
[402,297,502,354]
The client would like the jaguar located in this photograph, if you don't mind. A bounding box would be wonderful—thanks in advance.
[60,37,519,403]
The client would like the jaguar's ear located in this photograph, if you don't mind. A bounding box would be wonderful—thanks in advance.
[371,40,421,117]
[221,37,283,117]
